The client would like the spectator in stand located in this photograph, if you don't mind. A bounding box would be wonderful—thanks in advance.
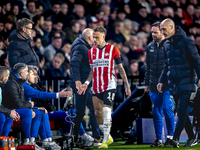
[183,4,195,26]
[3,17,15,39]
[7,4,19,24]
[45,53,67,78]
[52,19,66,38]
[0,52,9,67]
[42,1,60,22]
[121,41,130,69]
[57,2,69,28]
[67,4,85,24]
[35,2,43,16]
[61,42,71,63]
[132,5,149,24]
[1,2,11,17]
[33,37,44,55]
[116,8,126,22]
[174,7,186,28]
[33,15,47,47]
[108,8,117,30]
[194,7,200,25]
[78,19,87,35]
[18,0,36,21]
[64,20,80,44]
[122,19,132,41]
[43,36,62,63]
[7,18,39,68]
[107,20,126,43]
[0,20,5,38]
[43,19,52,46]
[137,21,151,40]
[37,54,45,77]
[0,36,5,53]
[150,7,162,23]
[123,4,132,20]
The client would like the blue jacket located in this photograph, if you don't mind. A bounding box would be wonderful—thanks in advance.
[23,82,56,102]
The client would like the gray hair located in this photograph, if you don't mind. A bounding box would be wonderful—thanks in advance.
[16,18,34,32]
[13,63,27,74]
[123,19,132,26]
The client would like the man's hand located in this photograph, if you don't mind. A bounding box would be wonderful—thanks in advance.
[38,107,48,114]
[10,110,20,121]
[32,111,36,118]
[59,88,72,97]
[125,83,131,98]
[29,101,34,108]
[144,86,149,93]
[77,84,88,95]
[157,83,163,93]
[75,81,82,90]
[198,79,200,87]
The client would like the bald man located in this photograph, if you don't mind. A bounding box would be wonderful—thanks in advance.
[70,28,101,147]
[157,18,200,147]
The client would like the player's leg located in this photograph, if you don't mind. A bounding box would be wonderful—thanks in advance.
[99,90,115,149]
[86,89,101,141]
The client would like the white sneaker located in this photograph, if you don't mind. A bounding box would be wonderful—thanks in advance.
[24,141,45,150]
[42,141,61,150]
[81,133,94,147]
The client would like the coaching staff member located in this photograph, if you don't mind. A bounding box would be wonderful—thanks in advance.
[157,18,200,148]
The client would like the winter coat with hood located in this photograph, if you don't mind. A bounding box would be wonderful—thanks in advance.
[7,30,39,68]
[70,36,91,83]
[159,26,200,95]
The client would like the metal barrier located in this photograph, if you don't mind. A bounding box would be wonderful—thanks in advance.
[40,76,145,110]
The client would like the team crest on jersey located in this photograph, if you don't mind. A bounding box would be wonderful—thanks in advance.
[105,53,109,56]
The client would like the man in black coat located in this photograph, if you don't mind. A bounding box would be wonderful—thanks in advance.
[7,18,39,68]
[145,22,174,147]
[157,18,200,148]
[1,63,43,149]
[70,28,100,147]
[0,66,20,136]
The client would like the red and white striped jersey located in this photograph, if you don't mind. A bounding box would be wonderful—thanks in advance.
[88,43,121,94]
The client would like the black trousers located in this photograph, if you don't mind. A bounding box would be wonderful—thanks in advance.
[71,84,100,140]
[173,91,195,140]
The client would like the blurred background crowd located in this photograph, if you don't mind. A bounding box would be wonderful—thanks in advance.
[0,0,200,107]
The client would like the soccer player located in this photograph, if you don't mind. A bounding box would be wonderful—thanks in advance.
[79,26,131,149]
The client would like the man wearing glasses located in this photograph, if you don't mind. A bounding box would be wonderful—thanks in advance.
[7,18,39,68]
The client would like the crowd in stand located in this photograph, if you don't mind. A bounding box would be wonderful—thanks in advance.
[0,0,200,148]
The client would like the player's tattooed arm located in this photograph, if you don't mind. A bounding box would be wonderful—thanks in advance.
[116,63,131,97]
[86,65,93,83]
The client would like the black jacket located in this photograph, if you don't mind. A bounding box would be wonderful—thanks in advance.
[0,85,11,117]
[7,30,39,68]
[145,40,168,94]
[159,26,200,95]
[2,73,32,109]
[70,36,91,83]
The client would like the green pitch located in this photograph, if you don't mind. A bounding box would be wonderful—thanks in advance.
[80,141,200,150]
